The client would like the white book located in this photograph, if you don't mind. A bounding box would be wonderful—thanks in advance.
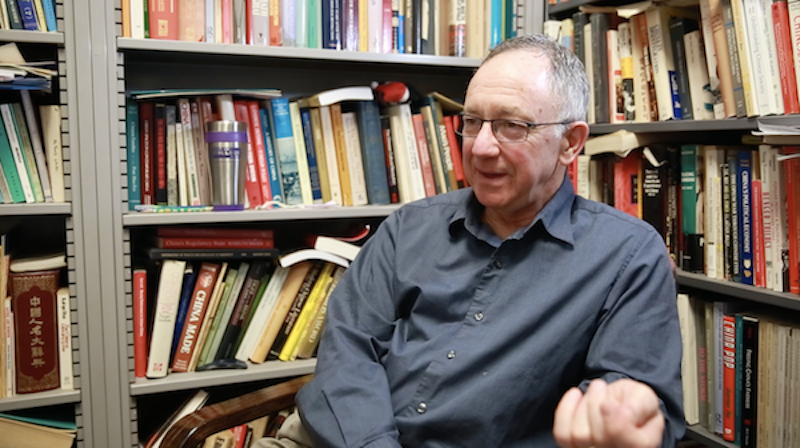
[387,103,425,203]
[584,22,595,124]
[645,6,686,121]
[341,112,369,206]
[4,297,13,397]
[607,29,624,124]
[0,104,34,203]
[703,146,720,280]
[697,0,725,119]
[237,266,290,362]
[12,103,44,202]
[314,235,361,261]
[576,154,591,199]
[684,31,715,120]
[166,105,179,206]
[758,0,784,115]
[205,0,215,42]
[20,90,52,201]
[742,0,780,116]
[251,0,270,45]
[56,286,73,390]
[730,0,759,116]
[319,106,343,205]
[677,293,699,425]
[178,99,201,205]
[368,0,383,52]
[295,0,308,48]
[288,101,314,205]
[145,259,188,379]
[214,0,223,43]
[130,0,146,39]
[789,0,800,109]
[176,122,189,206]
[39,105,64,202]
[769,145,786,292]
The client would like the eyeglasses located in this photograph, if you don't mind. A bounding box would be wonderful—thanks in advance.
[455,114,571,142]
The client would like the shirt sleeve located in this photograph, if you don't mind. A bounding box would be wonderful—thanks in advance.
[578,227,685,447]
[296,213,404,448]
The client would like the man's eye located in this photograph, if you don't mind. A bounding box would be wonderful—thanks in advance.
[502,121,526,130]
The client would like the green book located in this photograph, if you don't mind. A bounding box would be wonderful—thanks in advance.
[0,111,25,203]
[233,269,273,353]
[196,266,238,367]
[12,103,44,202]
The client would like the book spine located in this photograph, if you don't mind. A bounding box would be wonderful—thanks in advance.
[234,100,263,209]
[172,263,220,373]
[156,237,274,249]
[16,0,38,30]
[341,111,369,205]
[169,266,197,363]
[288,102,314,205]
[354,101,389,204]
[381,116,399,203]
[330,103,353,205]
[591,13,611,124]
[271,98,303,205]
[139,101,155,205]
[147,0,179,39]
[319,105,342,205]
[785,147,800,294]
[126,101,141,210]
[722,313,736,441]
[190,99,211,205]
[11,103,44,203]
[4,298,14,396]
[299,106,323,203]
[443,115,465,187]
[772,0,800,114]
[11,269,60,393]
[165,105,179,206]
[0,108,26,203]
[146,260,188,378]
[260,106,284,203]
[156,227,274,239]
[737,150,753,285]
[308,107,331,202]
[752,179,767,288]
[56,287,73,390]
[154,103,168,204]
[0,104,35,203]
[133,268,147,378]
[216,262,267,360]
[740,315,758,448]
[20,91,51,202]
[6,0,23,29]
[279,263,335,361]
[411,113,436,197]
[268,262,323,360]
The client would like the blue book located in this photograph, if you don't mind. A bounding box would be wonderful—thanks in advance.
[260,107,284,203]
[269,98,302,205]
[490,0,502,49]
[353,100,390,205]
[736,150,753,285]
[126,101,141,210]
[41,0,56,31]
[170,266,197,363]
[16,0,38,30]
[398,10,405,53]
[299,107,323,203]
[322,0,341,50]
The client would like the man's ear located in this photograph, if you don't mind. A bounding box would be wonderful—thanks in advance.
[559,121,590,166]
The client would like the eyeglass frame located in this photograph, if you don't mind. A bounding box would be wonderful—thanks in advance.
[454,113,573,142]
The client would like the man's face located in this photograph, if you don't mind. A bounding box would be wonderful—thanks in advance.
[462,50,569,221]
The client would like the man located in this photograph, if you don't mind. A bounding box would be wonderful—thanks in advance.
[259,33,684,448]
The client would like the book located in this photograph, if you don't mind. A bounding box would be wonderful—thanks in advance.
[318,105,343,205]
[267,262,324,360]
[200,261,249,362]
[56,286,72,390]
[195,263,236,368]
[307,106,331,203]
[0,103,35,203]
[10,268,60,393]
[277,248,350,269]
[145,259,187,379]
[295,264,346,360]
[270,98,302,205]
[249,261,314,363]
[126,101,141,209]
[288,101,314,205]
[215,261,270,360]
[329,103,353,206]
[20,91,51,202]
[313,235,362,261]
[133,268,147,378]
[9,253,66,272]
[301,85,374,108]
[236,264,289,362]
[353,100,390,205]
[298,105,323,204]
[584,130,656,158]
[145,247,280,260]
[340,111,369,205]
[150,236,274,249]
[614,150,642,219]
[171,262,221,373]
[0,414,76,448]
[278,262,335,361]
[156,227,274,239]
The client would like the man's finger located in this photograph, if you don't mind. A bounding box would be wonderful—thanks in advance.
[553,387,583,448]
[600,400,663,448]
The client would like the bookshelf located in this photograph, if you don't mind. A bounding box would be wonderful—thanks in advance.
[548,1,800,447]
[0,0,94,447]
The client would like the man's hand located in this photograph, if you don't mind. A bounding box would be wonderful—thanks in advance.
[553,378,664,448]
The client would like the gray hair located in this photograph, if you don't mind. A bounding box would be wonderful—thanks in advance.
[481,34,589,123]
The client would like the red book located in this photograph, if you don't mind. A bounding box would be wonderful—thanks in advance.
[156,227,274,239]
[245,0,254,44]
[10,269,60,393]
[171,263,221,373]
[221,0,233,43]
[269,0,282,46]
[234,100,263,208]
[139,101,155,205]
[752,180,767,288]
[722,314,736,442]
[411,113,437,196]
[133,268,148,378]
[443,115,465,187]
[772,1,800,115]
[784,146,800,294]
[614,152,641,219]
[247,100,272,202]
[232,423,248,448]
[382,0,392,53]
[198,96,217,124]
[147,0,179,40]
[153,237,274,249]
[154,103,168,204]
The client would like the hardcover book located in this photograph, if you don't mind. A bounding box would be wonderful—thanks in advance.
[10,268,60,393]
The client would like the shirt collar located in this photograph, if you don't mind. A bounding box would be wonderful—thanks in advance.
[449,175,576,246]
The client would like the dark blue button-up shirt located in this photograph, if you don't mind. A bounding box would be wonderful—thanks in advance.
[297,177,684,447]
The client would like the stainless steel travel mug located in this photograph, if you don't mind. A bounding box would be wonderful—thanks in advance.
[205,120,248,206]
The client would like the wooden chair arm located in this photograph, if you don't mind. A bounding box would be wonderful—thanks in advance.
[161,375,313,448]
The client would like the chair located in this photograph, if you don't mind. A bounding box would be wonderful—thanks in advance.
[161,375,313,448]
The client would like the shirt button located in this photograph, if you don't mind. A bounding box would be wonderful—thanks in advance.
[417,402,427,414]
[447,350,456,359]
[493,259,503,269]
[474,312,484,321]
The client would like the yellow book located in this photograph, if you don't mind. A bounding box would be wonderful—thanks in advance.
[295,265,347,360]
[278,262,335,361]
[330,103,353,206]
